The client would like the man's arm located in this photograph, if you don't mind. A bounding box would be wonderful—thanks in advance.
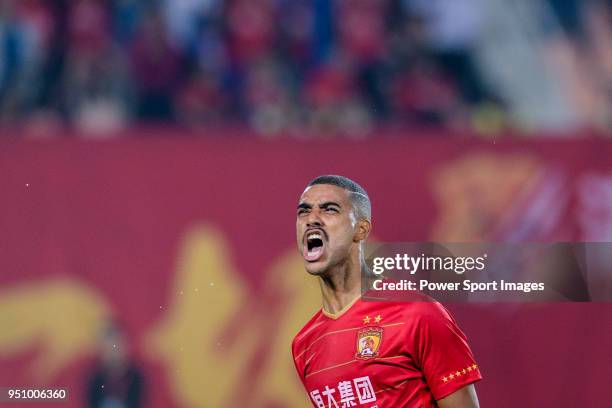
[437,384,480,408]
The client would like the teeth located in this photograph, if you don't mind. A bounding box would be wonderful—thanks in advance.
[307,232,322,240]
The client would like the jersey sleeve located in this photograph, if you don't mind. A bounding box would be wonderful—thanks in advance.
[412,302,482,401]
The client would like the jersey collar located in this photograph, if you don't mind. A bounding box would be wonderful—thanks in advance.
[321,295,361,320]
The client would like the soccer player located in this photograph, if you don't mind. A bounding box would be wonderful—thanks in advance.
[292,175,481,408]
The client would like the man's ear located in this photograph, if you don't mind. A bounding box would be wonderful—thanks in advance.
[354,219,371,243]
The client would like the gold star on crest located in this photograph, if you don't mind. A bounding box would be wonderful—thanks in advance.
[442,376,448,383]
[374,314,382,323]
[472,364,478,370]
[363,316,371,324]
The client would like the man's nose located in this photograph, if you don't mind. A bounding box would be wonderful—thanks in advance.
[306,210,323,227]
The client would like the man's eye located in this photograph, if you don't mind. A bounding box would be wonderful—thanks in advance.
[297,209,308,215]
[325,207,338,213]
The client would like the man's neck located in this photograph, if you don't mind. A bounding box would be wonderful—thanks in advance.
[319,256,365,315]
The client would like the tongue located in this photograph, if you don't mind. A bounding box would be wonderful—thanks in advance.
[304,244,324,261]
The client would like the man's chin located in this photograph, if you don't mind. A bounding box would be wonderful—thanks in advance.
[304,260,329,276]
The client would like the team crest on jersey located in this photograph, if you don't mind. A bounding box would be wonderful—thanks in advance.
[355,327,383,360]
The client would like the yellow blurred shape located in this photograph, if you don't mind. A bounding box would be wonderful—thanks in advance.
[144,224,318,407]
[430,153,541,241]
[0,279,111,380]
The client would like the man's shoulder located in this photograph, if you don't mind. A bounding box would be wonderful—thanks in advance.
[403,299,453,319]
[291,309,324,354]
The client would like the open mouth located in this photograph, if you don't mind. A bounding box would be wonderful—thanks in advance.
[303,230,325,262]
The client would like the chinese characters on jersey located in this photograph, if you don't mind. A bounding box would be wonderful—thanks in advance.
[309,376,377,408]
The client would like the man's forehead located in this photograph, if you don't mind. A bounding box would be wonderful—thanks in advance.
[299,184,350,203]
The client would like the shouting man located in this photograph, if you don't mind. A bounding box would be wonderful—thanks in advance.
[292,175,481,408]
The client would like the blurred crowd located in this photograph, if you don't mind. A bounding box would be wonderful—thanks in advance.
[0,0,611,137]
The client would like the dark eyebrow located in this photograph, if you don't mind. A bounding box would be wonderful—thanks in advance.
[297,202,312,210]
[319,201,341,209]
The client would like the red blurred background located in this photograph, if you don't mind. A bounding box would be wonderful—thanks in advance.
[1,133,611,407]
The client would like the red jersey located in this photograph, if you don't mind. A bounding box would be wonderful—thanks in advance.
[292,298,481,408]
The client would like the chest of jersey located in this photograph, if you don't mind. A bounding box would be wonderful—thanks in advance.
[299,307,433,407]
